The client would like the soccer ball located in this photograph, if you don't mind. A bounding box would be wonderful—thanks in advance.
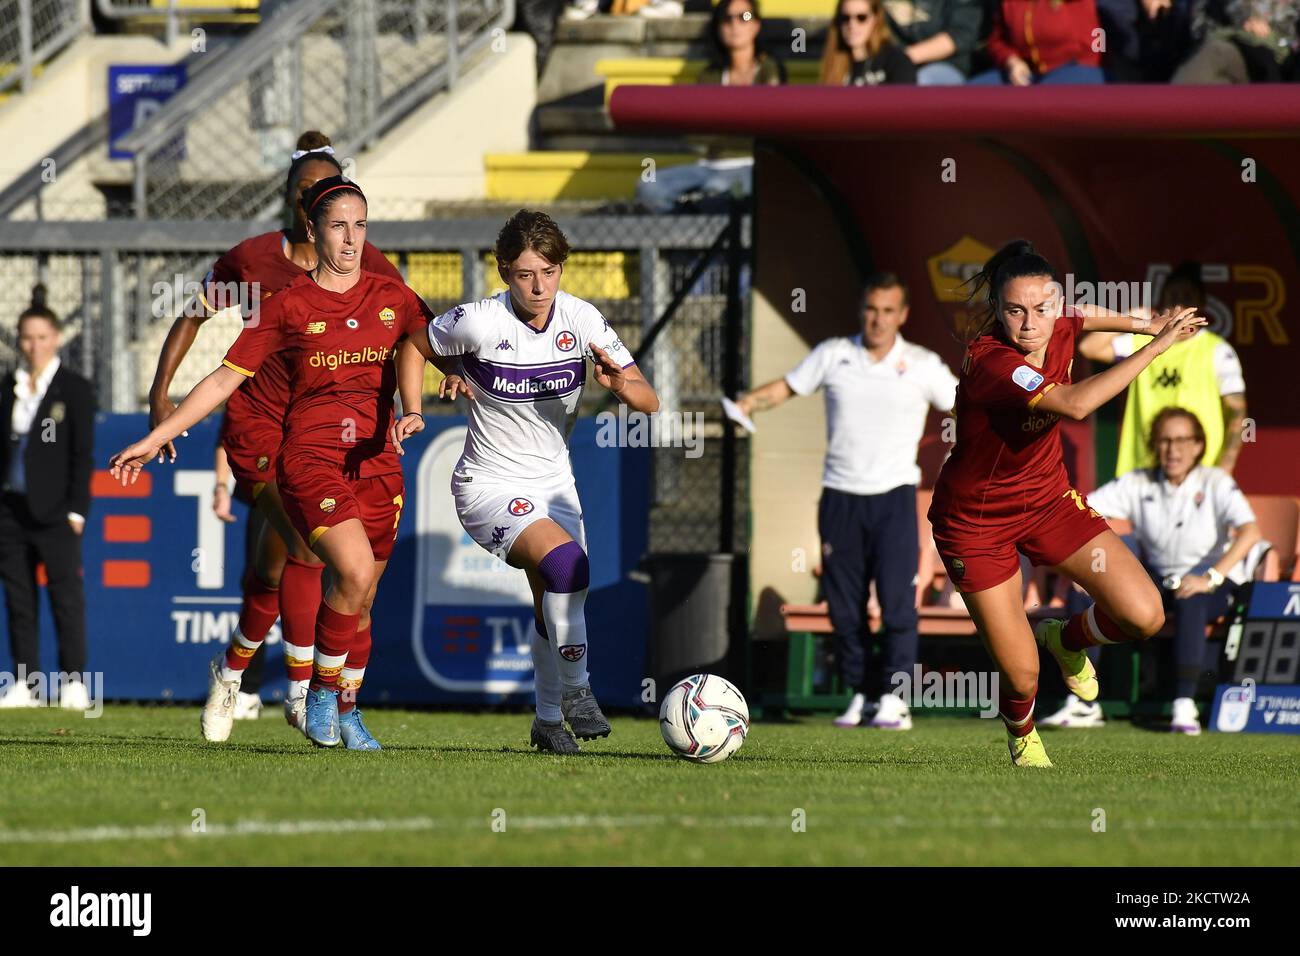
[659,674,749,763]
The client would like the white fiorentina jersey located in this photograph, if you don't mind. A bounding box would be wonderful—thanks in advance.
[427,289,632,483]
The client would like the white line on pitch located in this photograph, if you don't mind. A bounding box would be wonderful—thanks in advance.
[0,814,1297,845]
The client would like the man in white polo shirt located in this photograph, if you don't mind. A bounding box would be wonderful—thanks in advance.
[738,273,958,729]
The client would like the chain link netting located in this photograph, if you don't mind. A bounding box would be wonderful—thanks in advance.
[0,209,750,553]
[0,0,87,92]
[128,0,507,221]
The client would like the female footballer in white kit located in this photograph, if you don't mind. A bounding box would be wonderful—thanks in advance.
[395,210,659,753]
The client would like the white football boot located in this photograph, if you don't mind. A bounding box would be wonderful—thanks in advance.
[868,693,913,730]
[1171,697,1202,736]
[833,692,867,727]
[1038,694,1105,728]
[232,692,263,720]
[200,654,241,742]
[59,679,91,712]
[0,680,39,709]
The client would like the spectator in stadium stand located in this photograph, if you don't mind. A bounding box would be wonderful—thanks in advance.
[636,0,783,212]
[1172,0,1299,82]
[1078,262,1248,476]
[700,0,788,85]
[820,0,920,84]
[883,0,984,84]
[966,0,1106,84]
[736,274,958,729]
[1095,0,1202,81]
[0,287,95,711]
[1040,407,1261,734]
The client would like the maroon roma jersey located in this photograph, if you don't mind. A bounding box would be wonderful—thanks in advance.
[204,231,403,437]
[929,310,1084,535]
[222,271,432,479]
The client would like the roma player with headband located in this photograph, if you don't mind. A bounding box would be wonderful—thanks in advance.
[147,131,406,743]
[113,175,432,750]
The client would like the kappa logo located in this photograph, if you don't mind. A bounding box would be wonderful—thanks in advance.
[1011,365,1045,392]
[319,497,337,514]
[559,645,586,662]
[379,307,395,328]
[490,525,509,547]
[448,305,465,327]
[256,455,269,471]
[555,330,576,352]
[1155,368,1182,388]
[495,339,513,351]
[306,321,327,335]
[508,498,534,516]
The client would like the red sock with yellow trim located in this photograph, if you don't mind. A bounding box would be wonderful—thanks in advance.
[311,601,358,692]
[221,573,279,681]
[338,623,371,715]
[280,556,323,683]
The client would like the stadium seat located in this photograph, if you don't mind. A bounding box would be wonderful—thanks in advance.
[484,151,696,201]
[1245,495,1300,582]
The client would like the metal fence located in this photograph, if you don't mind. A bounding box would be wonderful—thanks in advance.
[0,0,90,94]
[108,0,512,221]
[0,209,751,552]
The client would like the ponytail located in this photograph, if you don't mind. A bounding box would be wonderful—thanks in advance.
[959,239,1057,343]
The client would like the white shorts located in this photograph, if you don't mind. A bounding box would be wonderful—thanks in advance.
[451,472,587,562]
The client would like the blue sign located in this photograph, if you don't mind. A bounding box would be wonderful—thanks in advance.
[108,65,187,160]
[1211,683,1300,734]
[1247,581,1300,619]
[1,414,650,708]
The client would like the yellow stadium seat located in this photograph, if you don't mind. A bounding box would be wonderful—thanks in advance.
[484,151,696,201]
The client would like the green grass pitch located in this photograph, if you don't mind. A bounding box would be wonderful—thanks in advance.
[1,705,1296,866]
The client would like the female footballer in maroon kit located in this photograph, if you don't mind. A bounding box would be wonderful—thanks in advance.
[147,133,405,743]
[114,176,431,750]
[929,240,1206,767]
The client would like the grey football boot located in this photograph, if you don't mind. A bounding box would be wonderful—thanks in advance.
[530,716,581,754]
[561,685,612,740]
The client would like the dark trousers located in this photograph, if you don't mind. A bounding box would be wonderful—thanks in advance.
[0,492,87,678]
[1164,581,1234,699]
[818,485,919,697]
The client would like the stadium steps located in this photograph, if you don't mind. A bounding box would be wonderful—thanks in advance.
[533,12,828,154]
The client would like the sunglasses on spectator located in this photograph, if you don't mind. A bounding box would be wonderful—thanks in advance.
[837,11,873,23]
[723,10,755,22]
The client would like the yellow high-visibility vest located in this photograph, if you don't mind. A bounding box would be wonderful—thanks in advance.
[1116,331,1226,475]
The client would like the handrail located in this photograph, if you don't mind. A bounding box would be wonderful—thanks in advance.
[0,0,91,94]
[93,0,258,47]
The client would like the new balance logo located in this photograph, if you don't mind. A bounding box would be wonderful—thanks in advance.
[306,321,326,335]
[495,339,513,351]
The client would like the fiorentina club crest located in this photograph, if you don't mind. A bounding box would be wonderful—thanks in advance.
[555,330,575,352]
[509,498,534,516]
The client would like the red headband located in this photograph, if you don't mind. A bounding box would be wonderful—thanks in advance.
[308,182,363,213]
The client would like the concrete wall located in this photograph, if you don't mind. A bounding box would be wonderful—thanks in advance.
[749,145,860,639]
[358,33,537,210]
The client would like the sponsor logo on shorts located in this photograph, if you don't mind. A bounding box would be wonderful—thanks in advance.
[256,455,269,471]
[950,558,965,581]
[379,307,395,328]
[509,498,533,516]
[319,498,337,514]
[1011,365,1045,392]
[559,645,586,662]
[555,330,576,352]
[346,318,359,330]
[306,321,327,335]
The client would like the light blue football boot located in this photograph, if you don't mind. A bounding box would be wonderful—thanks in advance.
[338,708,382,750]
[304,687,341,747]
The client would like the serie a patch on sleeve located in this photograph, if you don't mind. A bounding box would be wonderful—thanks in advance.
[1012,365,1045,392]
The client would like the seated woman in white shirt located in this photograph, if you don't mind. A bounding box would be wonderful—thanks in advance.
[1042,407,1260,734]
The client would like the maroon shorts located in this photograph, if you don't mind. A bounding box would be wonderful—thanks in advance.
[932,486,1111,594]
[223,432,280,504]
[278,468,405,562]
